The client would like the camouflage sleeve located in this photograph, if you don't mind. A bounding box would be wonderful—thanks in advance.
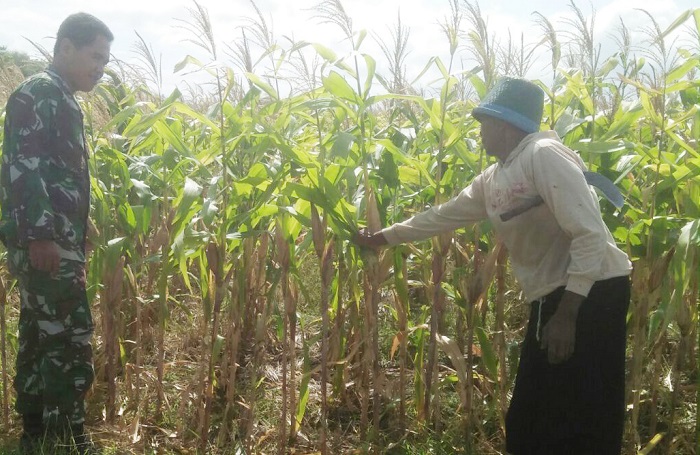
[5,85,59,246]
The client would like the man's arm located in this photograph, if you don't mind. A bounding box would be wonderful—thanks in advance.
[4,86,61,274]
[353,174,489,249]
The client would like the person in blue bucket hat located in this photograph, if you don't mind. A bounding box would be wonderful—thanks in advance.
[354,77,632,454]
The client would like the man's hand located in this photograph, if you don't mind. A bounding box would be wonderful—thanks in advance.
[540,291,585,364]
[351,229,389,250]
[29,239,60,276]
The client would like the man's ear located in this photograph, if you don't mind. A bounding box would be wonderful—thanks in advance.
[55,37,74,59]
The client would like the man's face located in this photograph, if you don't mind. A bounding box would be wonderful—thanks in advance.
[479,116,508,160]
[59,34,111,93]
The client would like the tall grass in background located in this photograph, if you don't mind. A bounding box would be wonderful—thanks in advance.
[0,1,698,453]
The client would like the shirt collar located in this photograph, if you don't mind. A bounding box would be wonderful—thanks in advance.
[45,66,75,96]
[502,130,562,166]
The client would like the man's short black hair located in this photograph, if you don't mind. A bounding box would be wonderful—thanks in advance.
[53,12,114,56]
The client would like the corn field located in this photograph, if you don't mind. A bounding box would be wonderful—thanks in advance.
[0,1,699,454]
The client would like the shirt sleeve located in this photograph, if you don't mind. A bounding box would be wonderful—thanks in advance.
[5,88,57,246]
[382,173,489,245]
[529,142,608,297]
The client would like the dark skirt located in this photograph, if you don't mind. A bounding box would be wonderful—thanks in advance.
[505,276,630,455]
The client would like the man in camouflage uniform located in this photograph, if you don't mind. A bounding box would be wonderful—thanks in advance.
[0,13,112,454]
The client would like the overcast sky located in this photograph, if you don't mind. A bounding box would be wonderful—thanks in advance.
[1,0,697,94]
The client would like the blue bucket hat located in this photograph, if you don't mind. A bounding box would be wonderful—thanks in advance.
[472,77,544,134]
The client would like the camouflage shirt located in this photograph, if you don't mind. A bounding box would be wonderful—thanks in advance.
[0,67,90,268]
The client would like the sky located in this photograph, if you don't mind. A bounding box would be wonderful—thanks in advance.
[0,0,697,95]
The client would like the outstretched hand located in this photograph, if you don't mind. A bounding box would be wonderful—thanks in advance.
[351,229,389,250]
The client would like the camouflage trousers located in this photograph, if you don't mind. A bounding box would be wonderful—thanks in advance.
[13,259,94,427]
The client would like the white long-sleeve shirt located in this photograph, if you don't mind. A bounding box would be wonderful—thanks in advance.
[382,131,632,301]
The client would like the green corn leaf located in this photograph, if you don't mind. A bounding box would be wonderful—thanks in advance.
[475,325,498,380]
[639,91,663,127]
[295,340,313,428]
[660,9,695,39]
[434,56,450,79]
[211,334,225,368]
[362,53,376,97]
[323,71,360,104]
[152,120,192,157]
[131,205,152,238]
[122,103,173,138]
[312,43,338,62]
[470,74,488,99]
[311,43,356,76]
[573,140,628,154]
[172,178,202,234]
[354,29,367,51]
[174,54,207,73]
[130,179,154,201]
[601,104,644,141]
[172,102,219,131]
[555,111,586,138]
[377,139,435,186]
[104,104,146,132]
[117,203,137,232]
[667,130,700,159]
[437,334,468,386]
[330,132,356,159]
[246,72,279,100]
[666,57,700,85]
[596,56,619,78]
